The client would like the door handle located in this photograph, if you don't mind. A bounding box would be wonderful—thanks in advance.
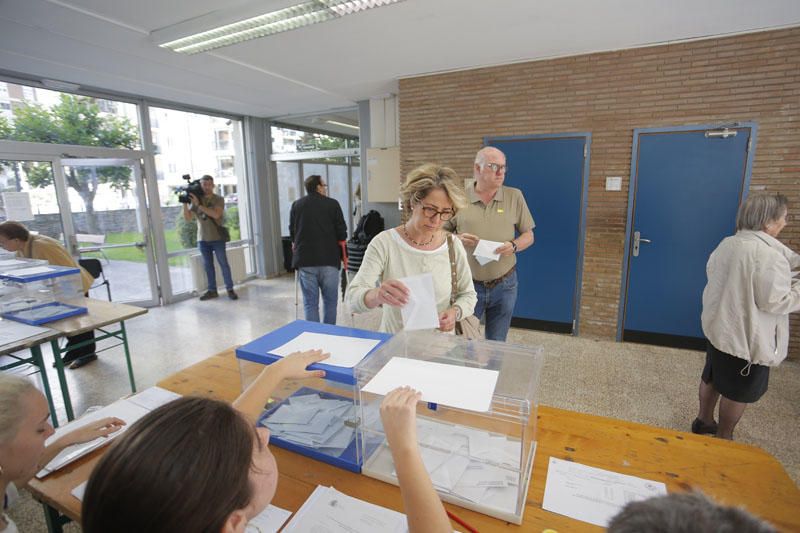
[632,231,652,257]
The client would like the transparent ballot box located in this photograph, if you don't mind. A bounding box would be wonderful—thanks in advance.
[355,330,544,524]
[0,265,87,323]
[0,257,47,274]
[235,320,391,472]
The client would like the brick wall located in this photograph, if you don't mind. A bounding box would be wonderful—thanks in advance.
[398,28,800,357]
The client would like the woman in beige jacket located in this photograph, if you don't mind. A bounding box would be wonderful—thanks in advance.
[695,193,800,439]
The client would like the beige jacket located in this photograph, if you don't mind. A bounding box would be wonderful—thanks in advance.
[701,230,800,367]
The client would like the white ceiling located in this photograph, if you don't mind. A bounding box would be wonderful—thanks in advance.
[1,0,799,123]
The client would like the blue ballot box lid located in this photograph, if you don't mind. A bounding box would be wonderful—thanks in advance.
[235,320,392,385]
[0,264,81,283]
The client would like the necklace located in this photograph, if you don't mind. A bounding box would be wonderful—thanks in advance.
[402,223,434,246]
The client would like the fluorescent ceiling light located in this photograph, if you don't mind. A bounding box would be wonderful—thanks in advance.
[160,0,406,55]
[326,120,360,130]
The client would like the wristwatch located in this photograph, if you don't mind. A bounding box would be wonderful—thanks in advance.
[510,240,518,253]
[454,306,463,321]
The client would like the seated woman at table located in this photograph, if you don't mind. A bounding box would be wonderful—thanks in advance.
[346,164,476,333]
[0,373,125,533]
[0,221,97,369]
[82,351,451,533]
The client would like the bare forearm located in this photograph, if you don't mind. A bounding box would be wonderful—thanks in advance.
[233,365,285,422]
[393,448,451,533]
[514,230,534,252]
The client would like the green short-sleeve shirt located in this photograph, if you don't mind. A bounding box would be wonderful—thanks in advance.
[446,180,535,281]
[191,193,225,242]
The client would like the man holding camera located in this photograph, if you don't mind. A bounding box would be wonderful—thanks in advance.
[182,174,238,300]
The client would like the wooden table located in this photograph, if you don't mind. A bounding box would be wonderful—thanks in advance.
[29,348,800,532]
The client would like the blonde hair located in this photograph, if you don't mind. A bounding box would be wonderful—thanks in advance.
[399,164,468,215]
[0,373,37,445]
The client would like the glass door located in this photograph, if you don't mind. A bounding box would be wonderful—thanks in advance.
[0,156,64,241]
[59,158,159,306]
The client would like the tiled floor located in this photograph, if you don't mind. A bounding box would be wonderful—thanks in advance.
[8,275,800,531]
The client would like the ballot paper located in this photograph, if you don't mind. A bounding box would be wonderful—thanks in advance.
[0,319,50,346]
[365,415,525,513]
[268,332,381,368]
[245,504,292,533]
[71,481,87,501]
[282,485,408,533]
[473,239,504,266]
[261,392,364,455]
[397,272,439,330]
[362,357,499,412]
[542,457,667,527]
[36,387,182,478]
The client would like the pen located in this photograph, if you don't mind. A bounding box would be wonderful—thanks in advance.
[446,509,479,533]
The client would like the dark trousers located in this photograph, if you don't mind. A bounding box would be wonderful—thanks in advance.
[63,330,96,363]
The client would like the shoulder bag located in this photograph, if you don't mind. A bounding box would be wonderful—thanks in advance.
[447,234,481,339]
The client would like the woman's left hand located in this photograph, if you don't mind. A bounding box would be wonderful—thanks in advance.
[438,307,458,332]
[60,417,126,446]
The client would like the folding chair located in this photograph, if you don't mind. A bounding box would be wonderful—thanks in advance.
[79,258,111,301]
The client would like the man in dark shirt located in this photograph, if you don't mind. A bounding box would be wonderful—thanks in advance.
[290,175,348,324]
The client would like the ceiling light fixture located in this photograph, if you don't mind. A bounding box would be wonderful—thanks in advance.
[159,0,406,55]
[326,120,360,130]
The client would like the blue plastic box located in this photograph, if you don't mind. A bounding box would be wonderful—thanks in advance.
[236,320,391,472]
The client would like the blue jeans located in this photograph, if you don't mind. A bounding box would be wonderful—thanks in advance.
[298,266,339,324]
[473,269,518,342]
[199,240,233,292]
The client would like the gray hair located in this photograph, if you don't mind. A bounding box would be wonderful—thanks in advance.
[736,193,788,232]
[0,373,37,445]
[608,491,776,533]
[474,146,505,175]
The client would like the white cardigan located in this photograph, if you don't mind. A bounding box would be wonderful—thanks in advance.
[346,229,477,333]
[701,230,800,367]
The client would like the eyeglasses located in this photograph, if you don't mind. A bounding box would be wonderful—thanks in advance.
[419,204,455,221]
[484,162,507,174]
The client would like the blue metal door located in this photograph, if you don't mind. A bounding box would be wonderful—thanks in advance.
[487,135,589,333]
[620,125,755,347]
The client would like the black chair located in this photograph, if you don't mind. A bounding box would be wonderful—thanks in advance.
[79,258,111,301]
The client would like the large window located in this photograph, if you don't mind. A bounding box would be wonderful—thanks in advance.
[0,81,140,149]
[149,106,253,294]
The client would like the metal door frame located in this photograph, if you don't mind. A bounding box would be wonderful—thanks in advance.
[484,132,592,335]
[616,122,759,341]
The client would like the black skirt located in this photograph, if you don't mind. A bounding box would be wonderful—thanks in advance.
[701,341,769,403]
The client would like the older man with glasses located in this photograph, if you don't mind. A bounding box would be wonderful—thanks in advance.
[444,146,535,341]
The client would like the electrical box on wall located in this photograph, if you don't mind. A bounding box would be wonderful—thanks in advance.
[366,146,400,203]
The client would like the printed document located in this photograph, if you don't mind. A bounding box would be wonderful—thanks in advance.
[282,485,408,533]
[362,357,499,412]
[0,320,51,346]
[245,504,292,533]
[268,332,381,368]
[398,272,439,331]
[542,457,667,527]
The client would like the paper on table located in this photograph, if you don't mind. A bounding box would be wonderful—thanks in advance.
[542,457,667,527]
[398,272,439,331]
[127,386,181,411]
[0,320,50,346]
[473,239,504,264]
[282,485,408,533]
[6,266,56,276]
[362,357,499,412]
[71,481,87,501]
[0,259,31,267]
[245,504,292,533]
[268,332,381,368]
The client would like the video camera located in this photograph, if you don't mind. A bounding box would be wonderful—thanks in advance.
[176,174,205,204]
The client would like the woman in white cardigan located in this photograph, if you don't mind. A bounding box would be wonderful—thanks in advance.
[347,164,477,333]
[695,193,800,440]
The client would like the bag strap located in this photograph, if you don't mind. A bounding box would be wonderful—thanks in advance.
[446,234,457,307]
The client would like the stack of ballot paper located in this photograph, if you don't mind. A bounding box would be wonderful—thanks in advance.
[260,391,365,456]
[282,485,408,533]
[36,386,181,478]
[364,416,525,515]
[473,239,504,266]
